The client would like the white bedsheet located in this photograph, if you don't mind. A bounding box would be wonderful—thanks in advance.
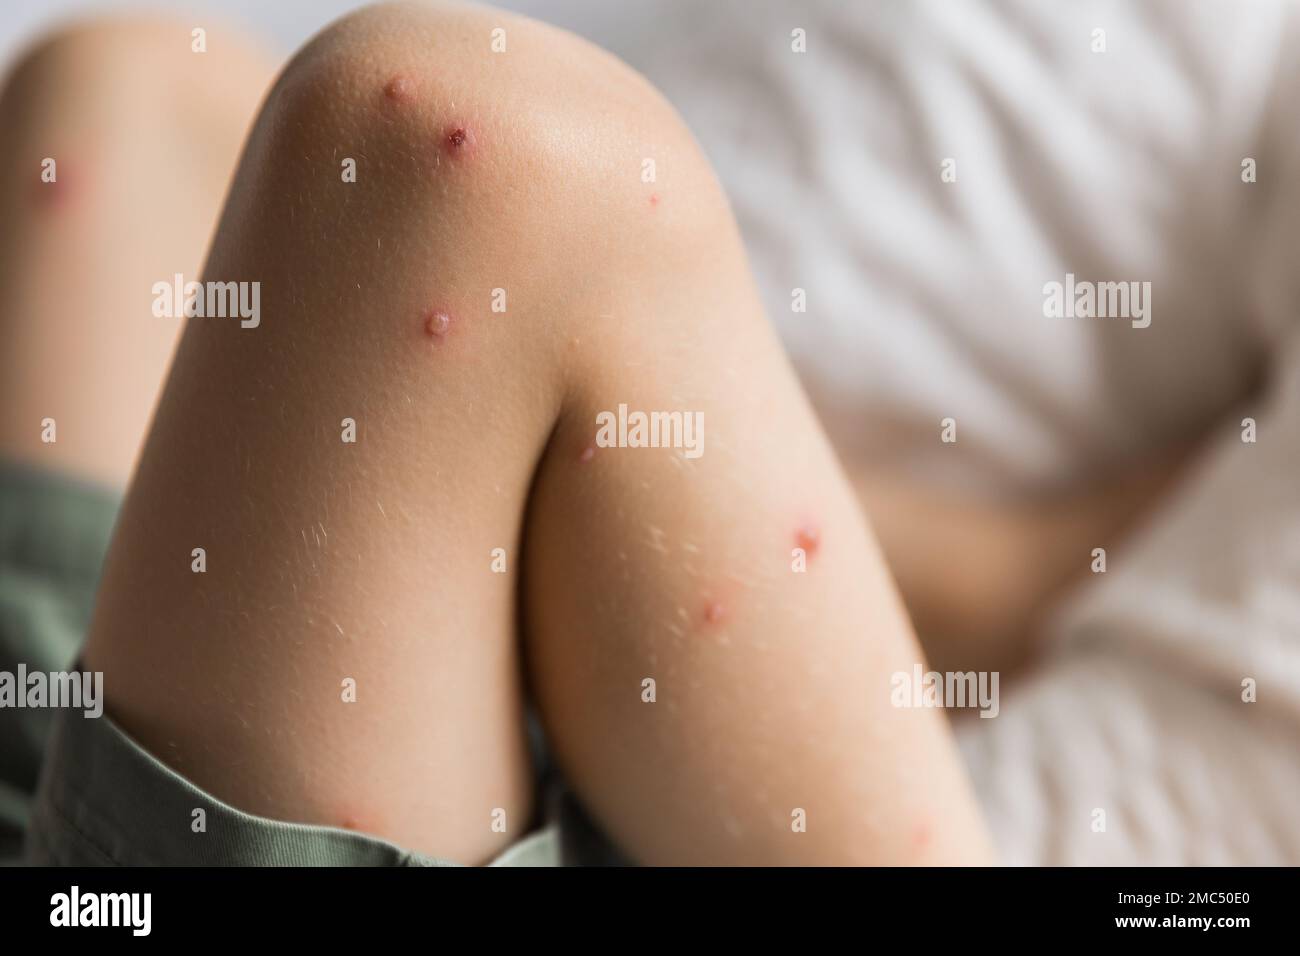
[529,0,1300,864]
[963,335,1300,863]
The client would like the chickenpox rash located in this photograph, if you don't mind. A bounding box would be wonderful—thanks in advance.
[649,193,660,209]
[700,578,746,631]
[441,124,476,160]
[703,601,727,626]
[33,166,74,209]
[795,522,821,558]
[339,810,380,834]
[382,74,415,104]
[578,443,596,464]
[423,308,453,340]
[913,821,932,849]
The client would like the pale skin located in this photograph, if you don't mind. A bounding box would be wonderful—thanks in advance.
[4,1,1182,866]
[0,17,273,488]
[855,441,1198,677]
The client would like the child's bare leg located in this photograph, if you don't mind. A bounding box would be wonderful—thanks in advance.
[84,0,992,865]
[0,18,272,487]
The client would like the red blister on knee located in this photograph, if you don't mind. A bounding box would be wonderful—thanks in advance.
[382,73,416,104]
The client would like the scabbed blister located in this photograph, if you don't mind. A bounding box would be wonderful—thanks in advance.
[442,124,476,160]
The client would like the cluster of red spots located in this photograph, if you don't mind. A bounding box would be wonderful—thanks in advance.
[795,522,821,558]
[423,308,453,340]
[379,75,476,163]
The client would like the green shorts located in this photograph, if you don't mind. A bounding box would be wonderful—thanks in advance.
[0,461,118,859]
[26,705,559,866]
[2,460,621,867]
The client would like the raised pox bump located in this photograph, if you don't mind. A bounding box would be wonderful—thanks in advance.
[795,522,820,558]
[424,308,452,340]
[382,73,415,104]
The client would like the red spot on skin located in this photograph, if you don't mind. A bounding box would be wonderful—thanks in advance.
[913,821,932,849]
[795,522,821,558]
[790,522,821,561]
[33,166,73,209]
[578,444,596,463]
[442,124,476,160]
[699,580,743,631]
[383,74,415,103]
[649,193,659,209]
[424,309,452,340]
[338,809,383,834]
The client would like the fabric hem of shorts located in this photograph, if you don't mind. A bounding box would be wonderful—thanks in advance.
[26,706,561,867]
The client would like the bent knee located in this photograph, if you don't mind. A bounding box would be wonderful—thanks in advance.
[233,1,730,288]
[267,1,690,171]
[199,0,749,412]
